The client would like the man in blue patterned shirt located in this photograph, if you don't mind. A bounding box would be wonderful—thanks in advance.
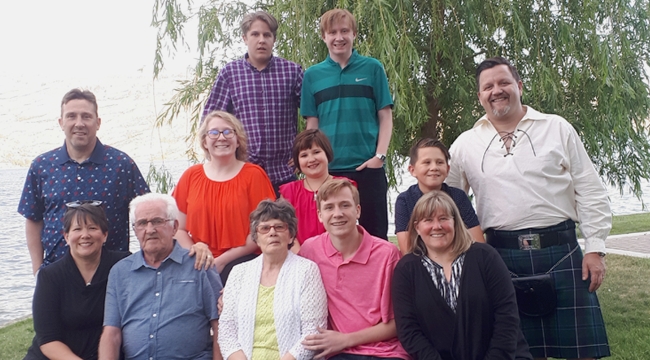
[18,89,150,274]
[202,11,303,195]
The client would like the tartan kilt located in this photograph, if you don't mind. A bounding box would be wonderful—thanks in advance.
[496,243,611,359]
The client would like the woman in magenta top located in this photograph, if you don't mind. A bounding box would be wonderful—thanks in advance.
[279,129,354,251]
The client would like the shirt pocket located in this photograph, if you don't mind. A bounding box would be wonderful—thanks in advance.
[171,279,202,311]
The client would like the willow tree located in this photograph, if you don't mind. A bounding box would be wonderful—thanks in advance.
[152,0,650,197]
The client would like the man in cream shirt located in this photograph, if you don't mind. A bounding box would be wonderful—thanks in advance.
[446,56,610,360]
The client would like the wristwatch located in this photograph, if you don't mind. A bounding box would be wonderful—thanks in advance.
[375,153,386,162]
[597,252,606,257]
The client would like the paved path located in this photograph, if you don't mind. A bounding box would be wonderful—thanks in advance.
[605,232,650,258]
[578,231,650,258]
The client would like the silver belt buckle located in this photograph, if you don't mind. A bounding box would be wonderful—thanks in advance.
[518,234,541,250]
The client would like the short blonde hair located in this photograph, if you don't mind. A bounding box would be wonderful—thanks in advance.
[199,111,248,161]
[316,179,359,210]
[319,9,357,37]
[406,191,473,257]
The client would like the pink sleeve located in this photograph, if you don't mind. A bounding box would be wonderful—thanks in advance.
[380,247,401,323]
[279,181,297,201]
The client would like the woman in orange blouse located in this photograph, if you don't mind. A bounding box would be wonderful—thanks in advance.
[172,111,275,283]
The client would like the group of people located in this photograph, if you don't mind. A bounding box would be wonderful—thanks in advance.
[18,6,612,360]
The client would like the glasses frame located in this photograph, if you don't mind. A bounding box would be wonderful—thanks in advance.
[207,128,236,139]
[132,217,174,231]
[256,223,289,234]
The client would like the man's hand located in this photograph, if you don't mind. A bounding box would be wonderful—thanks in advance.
[188,242,214,270]
[355,156,384,171]
[302,327,350,359]
[582,252,606,292]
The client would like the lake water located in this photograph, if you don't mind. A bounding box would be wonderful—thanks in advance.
[1,160,649,326]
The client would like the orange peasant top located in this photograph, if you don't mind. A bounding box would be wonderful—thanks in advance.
[172,163,276,256]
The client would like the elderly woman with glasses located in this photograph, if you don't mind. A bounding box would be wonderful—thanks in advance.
[172,111,276,283]
[24,201,130,360]
[391,191,532,360]
[219,199,328,360]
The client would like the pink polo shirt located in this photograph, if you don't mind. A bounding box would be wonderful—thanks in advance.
[300,226,409,359]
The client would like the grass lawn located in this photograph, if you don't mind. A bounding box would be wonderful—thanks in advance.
[610,212,650,235]
[0,318,33,360]
[597,254,650,359]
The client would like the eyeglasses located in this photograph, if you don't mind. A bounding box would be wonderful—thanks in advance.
[66,200,103,208]
[207,129,236,139]
[256,223,289,234]
[132,217,173,230]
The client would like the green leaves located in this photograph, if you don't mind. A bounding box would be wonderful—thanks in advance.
[151,0,650,201]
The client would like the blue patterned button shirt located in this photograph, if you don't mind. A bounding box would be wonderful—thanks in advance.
[18,139,149,267]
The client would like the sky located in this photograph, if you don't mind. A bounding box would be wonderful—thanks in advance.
[0,0,197,78]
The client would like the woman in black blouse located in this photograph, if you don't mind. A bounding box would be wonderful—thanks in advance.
[391,191,532,360]
[24,201,129,360]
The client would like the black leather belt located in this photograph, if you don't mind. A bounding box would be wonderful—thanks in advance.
[485,219,577,250]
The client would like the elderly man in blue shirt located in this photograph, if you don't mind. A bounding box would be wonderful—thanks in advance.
[99,193,223,360]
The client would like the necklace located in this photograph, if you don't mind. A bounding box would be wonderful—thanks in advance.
[83,262,101,286]
[304,175,332,202]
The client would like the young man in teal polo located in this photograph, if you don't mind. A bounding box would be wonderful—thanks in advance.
[301,8,393,239]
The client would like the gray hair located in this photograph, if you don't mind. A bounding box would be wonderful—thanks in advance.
[249,199,298,249]
[129,193,179,224]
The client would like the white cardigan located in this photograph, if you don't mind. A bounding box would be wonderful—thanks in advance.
[218,251,328,360]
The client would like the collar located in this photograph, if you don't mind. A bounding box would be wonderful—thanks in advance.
[473,105,545,129]
[243,53,276,71]
[412,182,448,196]
[56,138,106,165]
[325,49,359,68]
[130,240,184,271]
[324,225,372,264]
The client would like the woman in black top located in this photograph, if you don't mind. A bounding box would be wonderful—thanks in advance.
[24,201,129,360]
[391,191,532,360]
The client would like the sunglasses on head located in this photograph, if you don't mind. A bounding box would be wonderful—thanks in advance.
[65,200,104,208]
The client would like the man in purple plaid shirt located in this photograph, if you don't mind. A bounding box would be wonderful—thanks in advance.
[202,11,303,195]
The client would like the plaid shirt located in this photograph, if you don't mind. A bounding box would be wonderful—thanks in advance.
[203,55,303,184]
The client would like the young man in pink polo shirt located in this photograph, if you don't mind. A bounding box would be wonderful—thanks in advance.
[299,179,409,360]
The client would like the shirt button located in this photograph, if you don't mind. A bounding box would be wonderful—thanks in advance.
[150,334,154,338]
[155,292,160,296]
[153,313,157,317]
[157,272,161,275]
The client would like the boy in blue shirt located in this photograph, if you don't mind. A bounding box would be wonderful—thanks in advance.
[394,138,484,253]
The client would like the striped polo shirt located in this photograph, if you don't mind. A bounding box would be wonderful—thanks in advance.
[301,50,393,171]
